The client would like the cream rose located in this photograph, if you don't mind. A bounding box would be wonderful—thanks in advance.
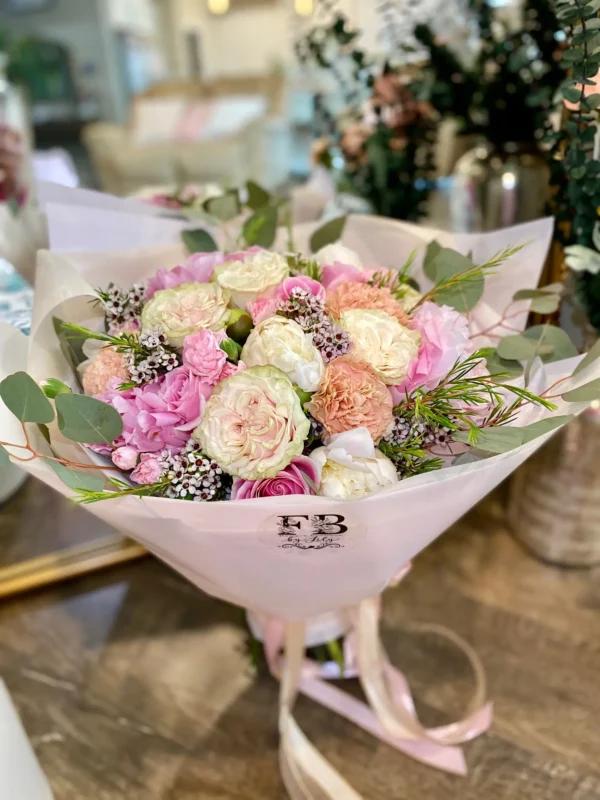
[241,317,324,393]
[141,282,230,348]
[340,308,421,385]
[214,251,289,307]
[193,365,310,480]
[309,428,398,500]
[315,243,363,269]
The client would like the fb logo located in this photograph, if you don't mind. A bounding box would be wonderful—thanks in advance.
[276,514,348,550]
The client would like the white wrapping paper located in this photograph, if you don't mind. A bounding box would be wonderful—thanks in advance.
[1,236,597,620]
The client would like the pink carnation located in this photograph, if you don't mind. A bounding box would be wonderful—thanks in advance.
[275,276,326,303]
[131,453,165,485]
[247,294,281,325]
[391,302,471,400]
[183,329,228,384]
[146,251,225,298]
[321,261,367,291]
[82,346,129,397]
[162,366,213,432]
[231,455,319,499]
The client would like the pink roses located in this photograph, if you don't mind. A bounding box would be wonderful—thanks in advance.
[392,302,471,399]
[146,252,225,299]
[231,456,319,499]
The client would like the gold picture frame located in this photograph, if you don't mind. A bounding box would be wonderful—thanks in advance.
[0,475,146,599]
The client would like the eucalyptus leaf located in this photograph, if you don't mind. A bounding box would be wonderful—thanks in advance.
[562,378,600,402]
[37,423,51,445]
[573,338,600,374]
[583,93,600,109]
[0,372,55,424]
[454,427,525,454]
[53,316,87,381]
[203,190,241,221]
[497,336,543,362]
[521,416,574,443]
[182,228,218,254]
[523,325,578,362]
[423,240,442,281]
[242,205,278,248]
[430,249,482,312]
[55,393,123,444]
[310,216,347,253]
[45,458,106,492]
[245,180,271,211]
[0,445,9,467]
[42,378,72,400]
[486,351,524,379]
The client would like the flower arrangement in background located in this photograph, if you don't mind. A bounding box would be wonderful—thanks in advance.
[296,11,437,221]
[413,0,567,147]
[1,221,591,506]
[547,0,600,334]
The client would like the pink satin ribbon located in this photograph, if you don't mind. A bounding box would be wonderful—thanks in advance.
[261,563,492,777]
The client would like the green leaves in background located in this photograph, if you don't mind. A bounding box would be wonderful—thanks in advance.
[45,458,105,492]
[203,190,241,221]
[0,372,54,424]
[42,378,72,400]
[182,228,218,254]
[55,393,123,444]
[309,216,347,253]
[245,180,272,211]
[0,445,9,467]
[512,283,562,315]
[243,205,278,248]
[454,415,573,454]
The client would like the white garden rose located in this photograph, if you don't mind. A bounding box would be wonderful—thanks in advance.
[315,243,363,268]
[214,251,289,307]
[340,308,421,385]
[241,317,324,392]
[141,282,230,348]
[309,428,398,500]
[193,366,310,480]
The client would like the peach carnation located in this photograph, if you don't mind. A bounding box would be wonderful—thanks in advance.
[307,357,393,442]
[326,281,410,325]
[82,346,129,397]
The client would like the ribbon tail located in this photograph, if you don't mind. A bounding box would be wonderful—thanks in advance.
[279,621,363,800]
[356,598,493,750]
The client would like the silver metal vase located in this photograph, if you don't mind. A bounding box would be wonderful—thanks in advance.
[450,141,550,232]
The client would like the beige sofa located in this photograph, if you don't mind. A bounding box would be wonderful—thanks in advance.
[83,71,290,196]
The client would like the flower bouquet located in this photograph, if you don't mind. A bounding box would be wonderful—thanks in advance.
[2,217,599,797]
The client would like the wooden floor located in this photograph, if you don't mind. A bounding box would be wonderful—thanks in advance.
[1,485,600,799]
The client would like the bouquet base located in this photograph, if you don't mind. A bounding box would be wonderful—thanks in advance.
[260,567,493,798]
[247,609,350,649]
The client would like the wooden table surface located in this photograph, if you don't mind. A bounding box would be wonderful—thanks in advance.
[1,485,599,800]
